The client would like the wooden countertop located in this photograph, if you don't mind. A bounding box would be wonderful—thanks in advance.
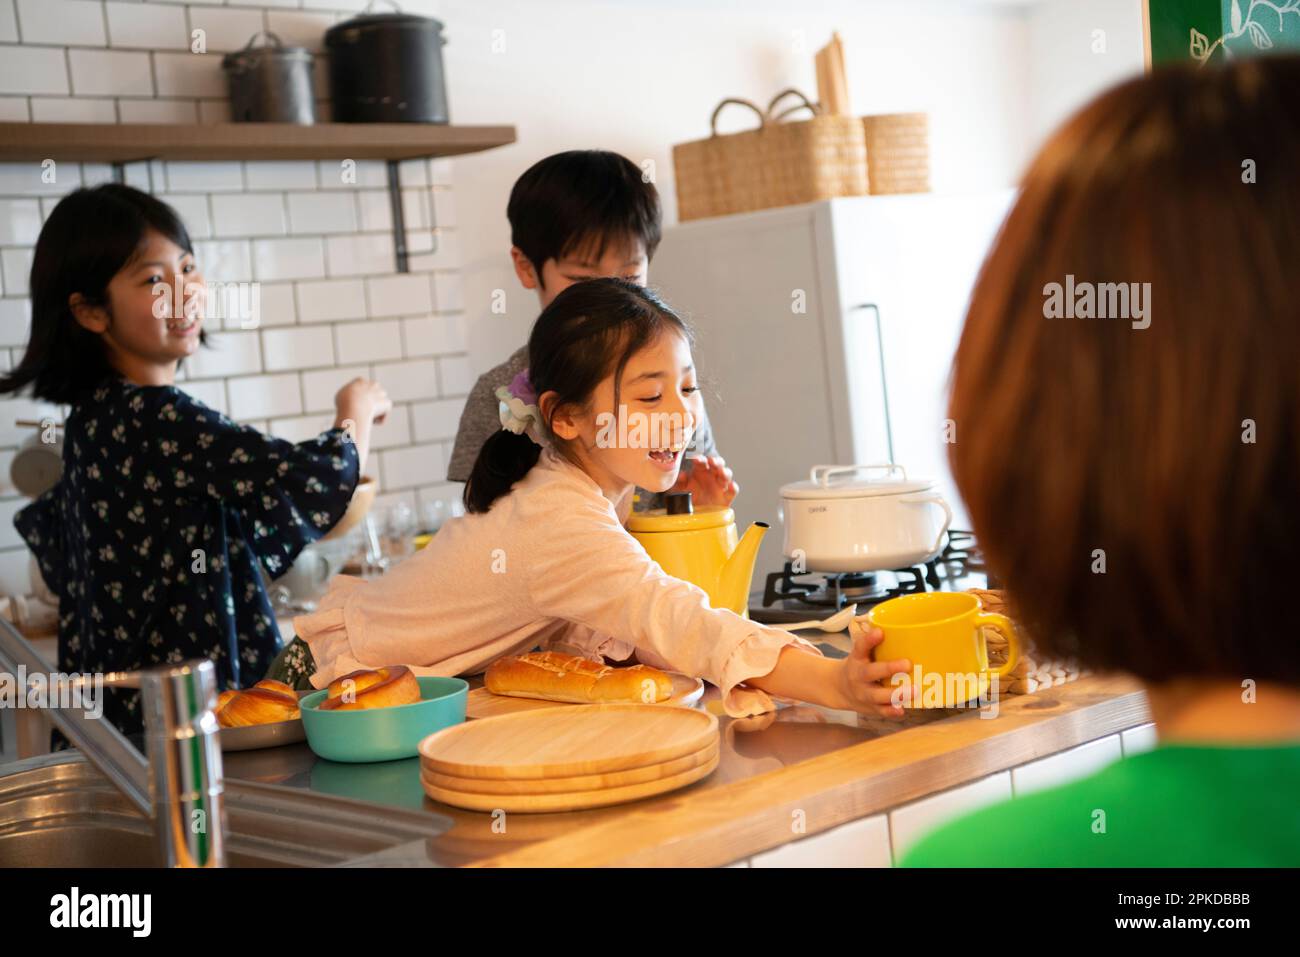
[469,674,1149,867]
[220,667,1150,867]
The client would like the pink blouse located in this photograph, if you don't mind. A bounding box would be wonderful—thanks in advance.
[294,445,820,716]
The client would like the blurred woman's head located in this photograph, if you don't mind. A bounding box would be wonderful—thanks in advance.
[949,55,1300,685]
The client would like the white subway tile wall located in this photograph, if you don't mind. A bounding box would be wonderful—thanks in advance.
[0,0,469,597]
[17,0,105,47]
[104,2,190,52]
[335,319,403,363]
[186,6,272,54]
[296,277,365,322]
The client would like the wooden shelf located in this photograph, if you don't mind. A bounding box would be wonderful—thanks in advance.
[0,120,516,273]
[0,121,517,163]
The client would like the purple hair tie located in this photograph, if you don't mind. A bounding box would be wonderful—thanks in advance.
[508,369,538,406]
[495,367,548,449]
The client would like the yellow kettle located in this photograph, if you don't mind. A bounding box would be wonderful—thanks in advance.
[626,492,768,617]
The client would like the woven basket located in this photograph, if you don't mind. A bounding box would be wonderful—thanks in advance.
[672,88,868,222]
[966,588,1089,695]
[862,112,931,195]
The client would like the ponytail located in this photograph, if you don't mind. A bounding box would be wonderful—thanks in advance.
[462,277,692,514]
[463,428,542,514]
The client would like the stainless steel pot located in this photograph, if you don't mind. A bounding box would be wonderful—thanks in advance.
[325,0,449,124]
[222,32,317,124]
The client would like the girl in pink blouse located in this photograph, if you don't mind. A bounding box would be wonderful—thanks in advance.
[296,278,911,717]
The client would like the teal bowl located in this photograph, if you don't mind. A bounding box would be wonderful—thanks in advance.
[300,676,468,763]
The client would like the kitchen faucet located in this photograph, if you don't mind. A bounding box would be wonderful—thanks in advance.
[0,618,226,867]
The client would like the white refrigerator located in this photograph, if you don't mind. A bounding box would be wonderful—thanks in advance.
[652,190,1016,578]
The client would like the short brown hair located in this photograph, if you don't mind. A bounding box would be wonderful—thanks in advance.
[949,56,1300,684]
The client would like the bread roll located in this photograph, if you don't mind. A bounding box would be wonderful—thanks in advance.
[485,651,673,705]
[319,665,421,711]
[253,678,295,696]
[217,684,300,727]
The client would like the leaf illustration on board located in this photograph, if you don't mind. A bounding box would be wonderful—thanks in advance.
[1231,0,1243,33]
[1247,20,1275,48]
[1190,27,1210,58]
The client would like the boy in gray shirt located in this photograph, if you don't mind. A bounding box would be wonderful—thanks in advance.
[447,150,736,511]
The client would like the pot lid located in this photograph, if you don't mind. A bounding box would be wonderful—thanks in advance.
[626,492,734,532]
[221,32,312,68]
[326,1,444,34]
[780,464,936,500]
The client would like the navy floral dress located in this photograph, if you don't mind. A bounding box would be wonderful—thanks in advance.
[15,377,359,744]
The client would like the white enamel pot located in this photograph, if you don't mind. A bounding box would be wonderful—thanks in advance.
[779,464,953,573]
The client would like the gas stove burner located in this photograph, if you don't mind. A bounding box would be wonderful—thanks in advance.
[937,529,985,573]
[831,571,889,598]
[762,563,931,611]
[797,571,891,608]
[759,531,990,615]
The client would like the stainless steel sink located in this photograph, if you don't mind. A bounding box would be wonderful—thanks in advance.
[0,752,453,867]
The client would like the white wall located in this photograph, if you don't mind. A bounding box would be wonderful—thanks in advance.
[441,0,1149,415]
[440,0,1038,378]
[1024,0,1147,151]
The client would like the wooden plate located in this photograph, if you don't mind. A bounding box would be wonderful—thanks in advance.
[420,739,719,795]
[464,672,705,719]
[420,748,720,813]
[418,703,718,780]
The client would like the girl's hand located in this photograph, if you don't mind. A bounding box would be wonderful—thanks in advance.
[671,454,738,506]
[335,378,392,426]
[835,620,914,717]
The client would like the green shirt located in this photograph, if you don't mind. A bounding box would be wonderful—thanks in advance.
[899,743,1300,867]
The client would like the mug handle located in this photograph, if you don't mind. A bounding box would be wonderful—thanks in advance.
[975,611,1020,680]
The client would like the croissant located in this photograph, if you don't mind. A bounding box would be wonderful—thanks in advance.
[217,679,300,728]
[319,665,421,711]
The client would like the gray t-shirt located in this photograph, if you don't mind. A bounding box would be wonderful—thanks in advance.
[446,344,718,512]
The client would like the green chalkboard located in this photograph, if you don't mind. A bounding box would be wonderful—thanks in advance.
[1145,0,1300,65]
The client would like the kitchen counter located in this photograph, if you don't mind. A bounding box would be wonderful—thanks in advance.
[221,631,1152,867]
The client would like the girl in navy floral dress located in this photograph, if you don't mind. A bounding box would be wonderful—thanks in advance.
[1,185,390,743]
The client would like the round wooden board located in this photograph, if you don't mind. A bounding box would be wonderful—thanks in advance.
[418,703,719,780]
[464,672,704,719]
[421,739,719,795]
[420,748,720,813]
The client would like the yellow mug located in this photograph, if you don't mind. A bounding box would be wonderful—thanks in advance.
[866,592,1020,708]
